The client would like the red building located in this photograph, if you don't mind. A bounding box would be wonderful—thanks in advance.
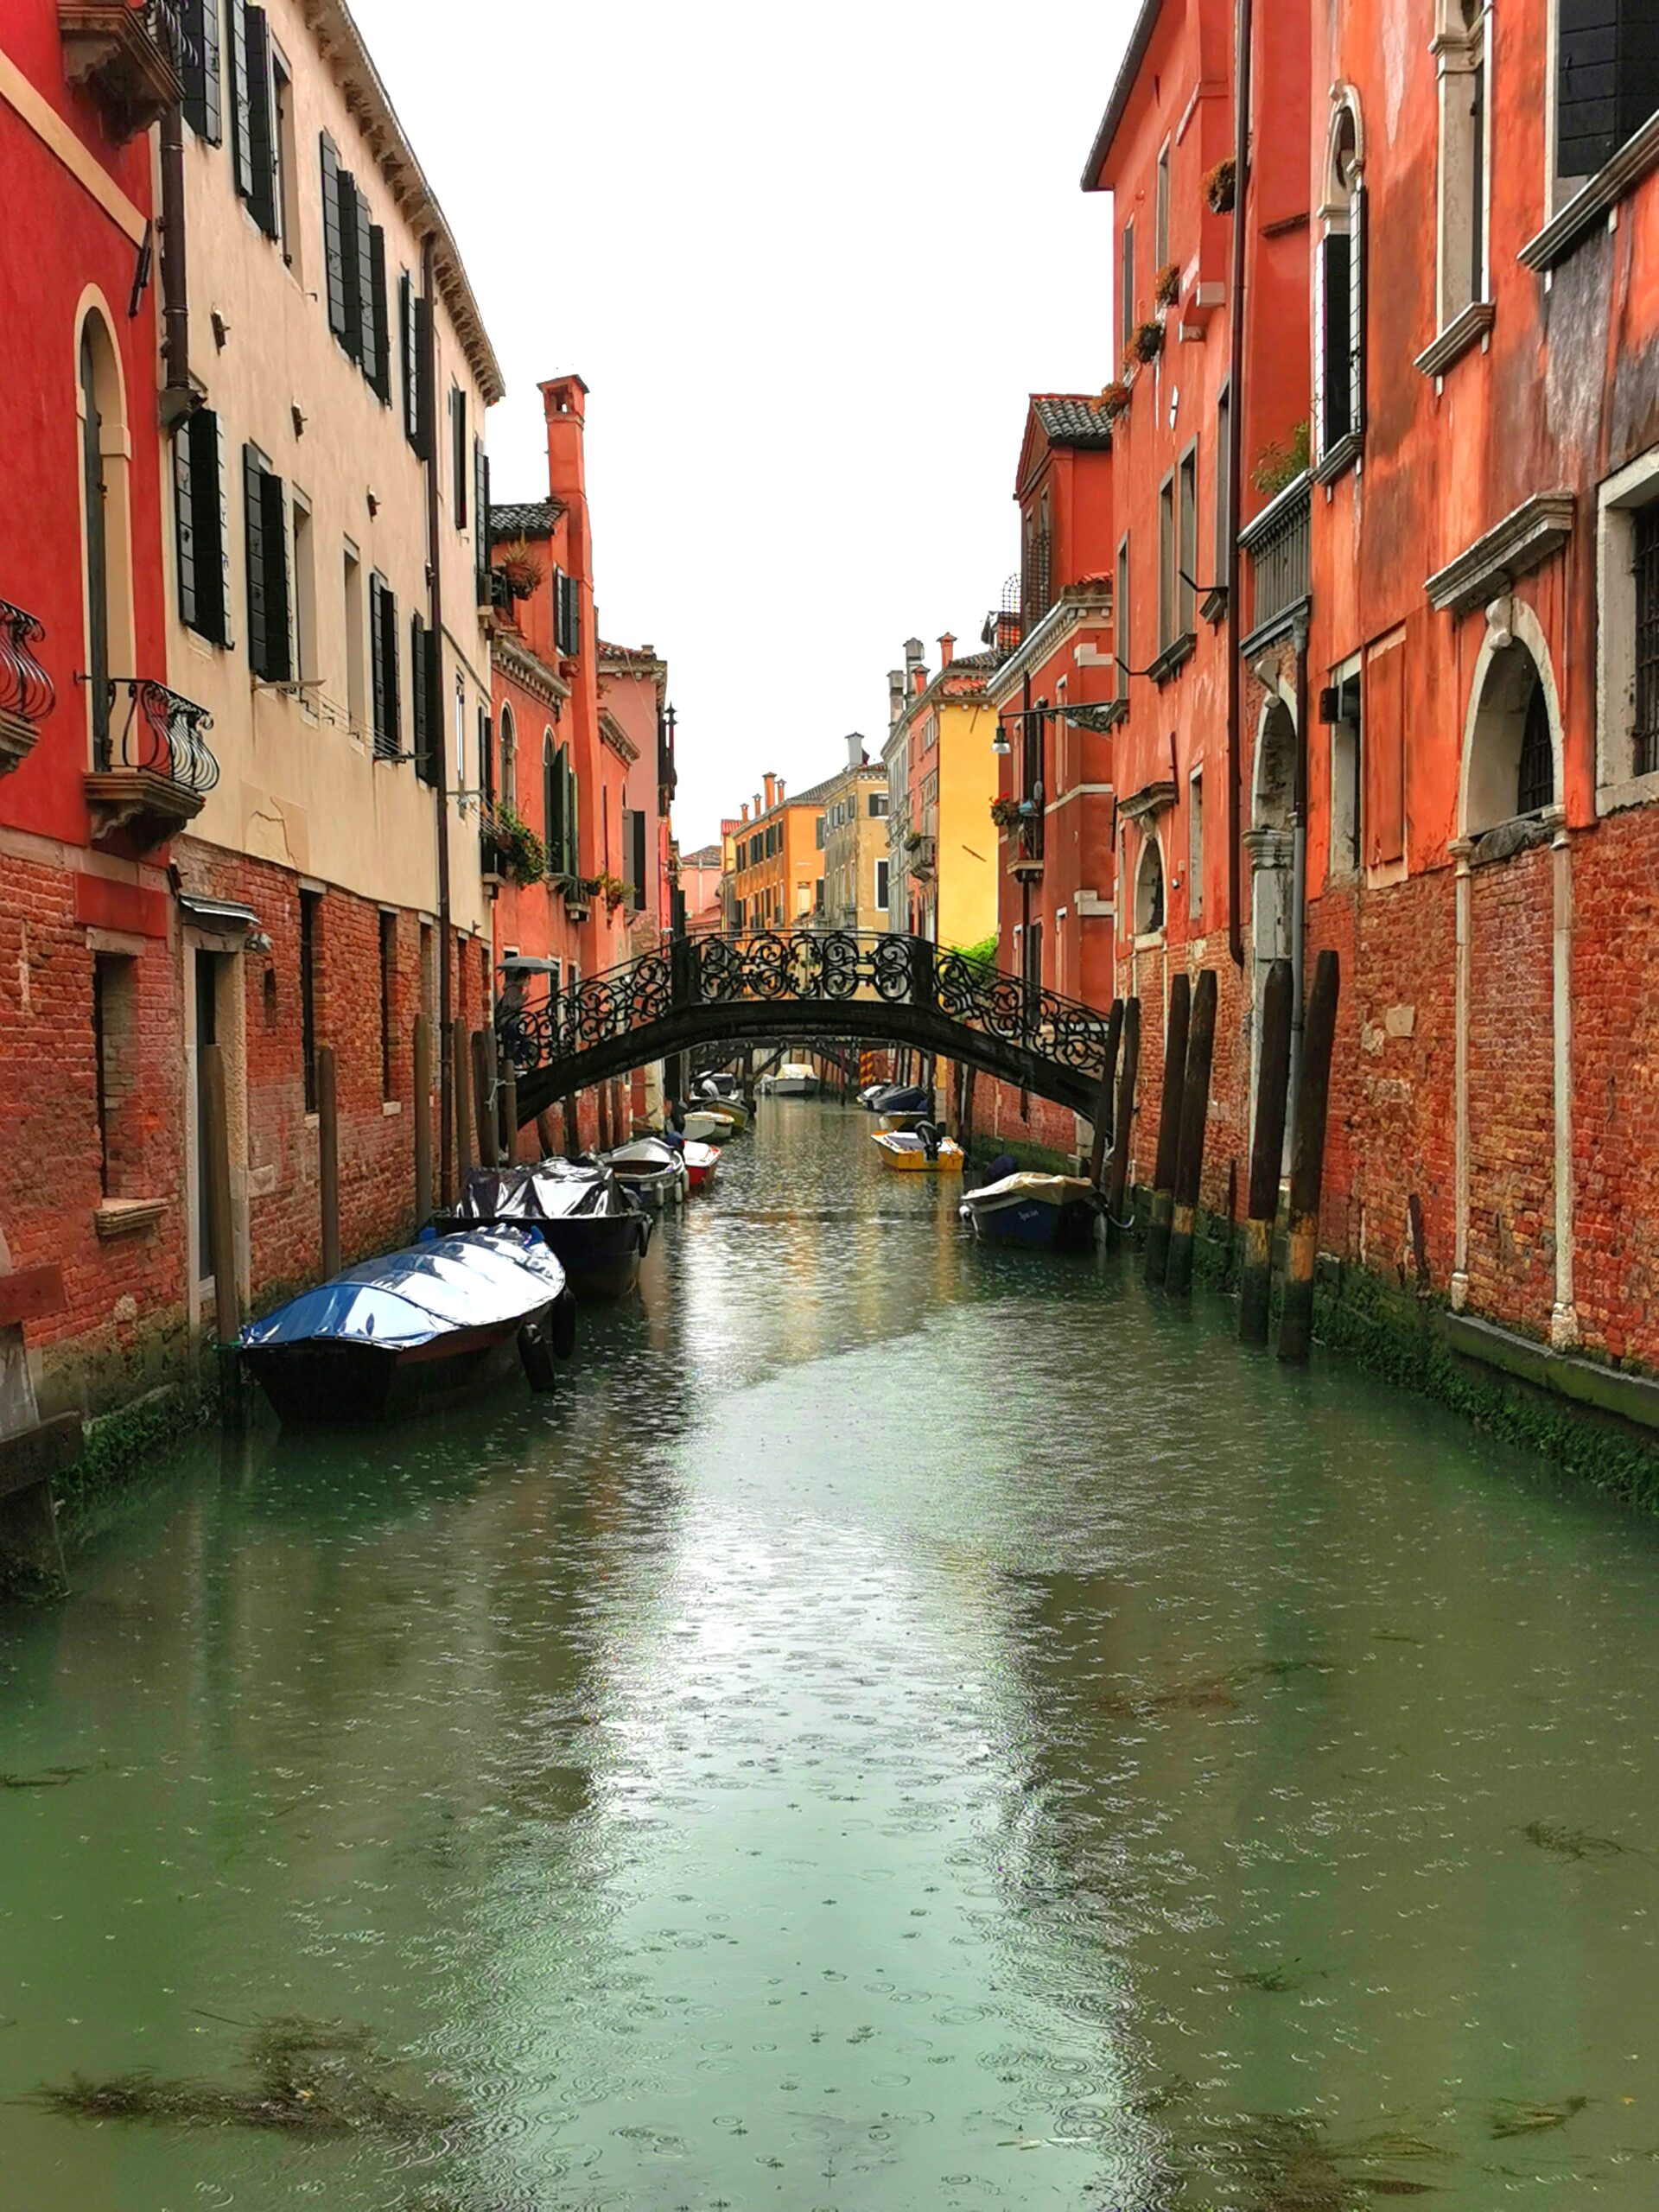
[1,5,186,1414]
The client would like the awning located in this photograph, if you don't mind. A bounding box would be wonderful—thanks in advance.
[178,894,260,934]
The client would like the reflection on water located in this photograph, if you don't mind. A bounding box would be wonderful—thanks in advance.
[4,1101,1659,2208]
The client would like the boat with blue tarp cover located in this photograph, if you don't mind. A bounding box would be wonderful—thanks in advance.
[238,1226,575,1424]
[450,1160,652,1300]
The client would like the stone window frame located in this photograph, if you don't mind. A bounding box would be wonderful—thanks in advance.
[1416,0,1496,379]
[1314,88,1366,484]
[1327,649,1363,881]
[1595,444,1659,814]
[1132,824,1167,943]
[1455,594,1567,853]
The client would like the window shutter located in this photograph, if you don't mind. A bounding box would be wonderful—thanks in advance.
[452,391,468,528]
[480,709,494,806]
[174,420,199,632]
[399,272,419,443]
[545,743,560,860]
[336,168,362,361]
[181,0,222,142]
[380,583,399,757]
[243,445,268,677]
[353,186,377,378]
[1554,0,1659,178]
[244,7,278,235]
[367,228,391,402]
[410,612,433,783]
[632,809,648,905]
[227,0,253,202]
[1320,231,1353,451]
[412,294,432,457]
[320,136,348,345]
[1349,185,1366,443]
[370,575,387,749]
[259,467,290,681]
[474,442,490,606]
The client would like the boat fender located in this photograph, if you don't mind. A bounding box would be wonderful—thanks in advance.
[518,1313,563,1393]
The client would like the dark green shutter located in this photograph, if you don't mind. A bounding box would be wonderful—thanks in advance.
[260,468,289,680]
[1557,0,1659,179]
[412,294,433,456]
[244,7,278,235]
[243,444,267,675]
[370,575,387,750]
[1320,232,1352,451]
[320,135,348,344]
[398,271,417,441]
[380,584,400,757]
[480,709,493,806]
[175,418,199,632]
[452,390,467,528]
[368,229,391,402]
[632,809,648,906]
[474,441,490,606]
[411,612,434,784]
[354,186,377,380]
[336,166,362,361]
[227,0,253,201]
[181,0,222,142]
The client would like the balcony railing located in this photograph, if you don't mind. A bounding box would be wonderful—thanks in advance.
[85,677,216,850]
[1238,471,1312,651]
[0,597,54,775]
[59,1,186,140]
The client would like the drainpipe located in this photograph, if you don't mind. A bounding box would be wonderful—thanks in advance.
[158,101,191,415]
[1288,614,1309,1128]
[423,233,454,1204]
[1224,0,1254,969]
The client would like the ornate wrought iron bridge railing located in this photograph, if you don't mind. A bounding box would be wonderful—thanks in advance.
[501,930,1117,1084]
[99,677,219,797]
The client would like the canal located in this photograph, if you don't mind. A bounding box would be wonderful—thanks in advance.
[4,1100,1659,2209]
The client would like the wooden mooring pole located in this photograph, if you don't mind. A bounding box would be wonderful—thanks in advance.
[317,1045,340,1281]
[202,1041,246,1427]
[1278,948,1339,1363]
[1239,957,1294,1343]
[1143,973,1191,1287]
[563,1093,582,1160]
[452,1021,474,1189]
[1106,995,1141,1244]
[502,1060,520,1166]
[1165,970,1217,1300]
[536,1107,557,1160]
[470,1030,497,1170]
[413,1013,433,1225]
[1089,999,1126,1191]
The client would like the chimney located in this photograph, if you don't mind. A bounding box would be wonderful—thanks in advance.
[777,777,786,803]
[763,772,778,811]
[904,636,925,671]
[887,669,905,726]
[740,802,749,824]
[845,729,866,768]
[938,632,955,667]
[911,664,927,697]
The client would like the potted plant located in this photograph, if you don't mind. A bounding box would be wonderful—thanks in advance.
[1098,378,1130,422]
[904,829,924,854]
[1250,419,1311,498]
[1130,318,1165,365]
[1205,157,1236,213]
[989,795,1022,830]
[496,540,545,602]
[492,804,545,887]
[1154,260,1180,309]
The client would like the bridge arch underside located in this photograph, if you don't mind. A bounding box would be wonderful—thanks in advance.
[513,1001,1103,1125]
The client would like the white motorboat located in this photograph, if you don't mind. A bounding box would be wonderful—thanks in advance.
[682,1107,741,1143]
[958,1170,1100,1251]
[766,1061,820,1096]
[602,1137,690,1209]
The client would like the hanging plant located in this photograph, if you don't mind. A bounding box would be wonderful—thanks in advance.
[1098,379,1130,420]
[1154,260,1181,308]
[1130,319,1165,365]
[594,869,629,911]
[1205,156,1236,213]
[491,803,546,887]
[1250,419,1311,498]
[497,541,546,601]
[989,795,1022,830]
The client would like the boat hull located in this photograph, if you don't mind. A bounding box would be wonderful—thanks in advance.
[873,1133,963,1173]
[244,1315,534,1425]
[959,1174,1100,1251]
[529,1214,650,1299]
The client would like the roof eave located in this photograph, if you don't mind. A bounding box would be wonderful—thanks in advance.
[1079,0,1166,193]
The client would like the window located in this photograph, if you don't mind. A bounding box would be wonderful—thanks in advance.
[1555,0,1659,193]
[631,807,648,907]
[92,953,136,1196]
[399,271,429,453]
[271,46,298,267]
[554,569,580,658]
[299,889,321,1114]
[174,408,229,645]
[228,2,278,238]
[180,0,222,142]
[474,440,490,607]
[450,390,467,528]
[1154,141,1171,270]
[290,491,315,683]
[243,445,291,683]
[1317,101,1365,464]
[812,879,824,917]
[1465,639,1556,833]
[1115,534,1130,702]
[319,134,385,395]
[499,703,517,811]
[1516,681,1554,815]
[868,791,888,817]
[1119,218,1135,368]
[410,612,435,784]
[1135,836,1165,935]
[1330,664,1363,873]
[543,733,559,860]
[797,881,811,918]
[1178,445,1198,638]
[1187,772,1204,918]
[479,707,493,810]
[875,857,890,909]
[1214,384,1232,587]
[342,544,365,735]
[379,911,397,1099]
[1636,504,1659,776]
[368,574,400,760]
[1433,2,1490,336]
[1158,473,1176,648]
[815,812,826,850]
[1596,450,1659,798]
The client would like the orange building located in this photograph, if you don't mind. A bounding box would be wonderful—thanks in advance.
[726,771,832,932]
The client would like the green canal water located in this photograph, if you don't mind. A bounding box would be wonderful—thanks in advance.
[4,1103,1659,2209]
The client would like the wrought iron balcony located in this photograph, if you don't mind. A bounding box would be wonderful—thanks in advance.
[1238,470,1312,653]
[0,597,54,778]
[59,2,185,141]
[85,677,217,852]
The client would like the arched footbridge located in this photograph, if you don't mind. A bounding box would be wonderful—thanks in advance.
[504,931,1119,1124]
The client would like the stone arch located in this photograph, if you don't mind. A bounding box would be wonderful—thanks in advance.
[73,289,136,766]
[1251,689,1297,832]
[1134,827,1166,936]
[499,701,517,813]
[1458,597,1564,837]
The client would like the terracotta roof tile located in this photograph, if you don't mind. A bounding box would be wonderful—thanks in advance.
[1032,395,1114,448]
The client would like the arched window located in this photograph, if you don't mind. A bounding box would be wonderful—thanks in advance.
[1465,637,1558,833]
[1135,834,1166,935]
[1433,1,1490,337]
[1317,97,1365,466]
[77,308,133,767]
[499,702,516,813]
[543,730,558,863]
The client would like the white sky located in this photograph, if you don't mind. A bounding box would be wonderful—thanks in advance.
[350,0,1132,849]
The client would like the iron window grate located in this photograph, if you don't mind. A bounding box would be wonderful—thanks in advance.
[1635,504,1659,778]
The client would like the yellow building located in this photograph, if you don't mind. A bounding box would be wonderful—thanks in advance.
[820,735,890,931]
[725,770,835,931]
[888,636,999,950]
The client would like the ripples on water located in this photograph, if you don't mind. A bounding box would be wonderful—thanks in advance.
[3,1102,1659,2208]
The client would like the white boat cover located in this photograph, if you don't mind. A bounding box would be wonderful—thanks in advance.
[962,1172,1096,1212]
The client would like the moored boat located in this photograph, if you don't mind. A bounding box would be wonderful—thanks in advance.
[683,1139,721,1191]
[766,1061,820,1096]
[682,1106,741,1142]
[872,1124,964,1173]
[238,1227,575,1425]
[452,1160,652,1300]
[959,1171,1101,1250]
[604,1136,690,1208]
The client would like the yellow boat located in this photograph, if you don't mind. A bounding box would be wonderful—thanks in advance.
[873,1129,964,1173]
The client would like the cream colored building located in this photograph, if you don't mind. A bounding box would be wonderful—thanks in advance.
[162,0,502,1320]
[819,736,890,932]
